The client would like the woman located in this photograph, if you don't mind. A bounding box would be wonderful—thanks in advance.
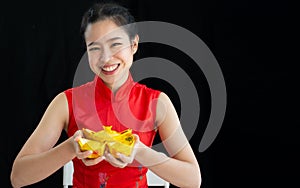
[10,2,201,188]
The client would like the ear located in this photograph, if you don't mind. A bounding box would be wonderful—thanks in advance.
[132,35,139,54]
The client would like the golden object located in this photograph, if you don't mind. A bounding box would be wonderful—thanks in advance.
[77,126,135,159]
[107,129,135,157]
[77,138,105,158]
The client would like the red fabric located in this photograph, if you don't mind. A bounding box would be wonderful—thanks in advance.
[64,73,161,188]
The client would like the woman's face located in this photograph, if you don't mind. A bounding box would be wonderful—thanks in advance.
[84,19,138,89]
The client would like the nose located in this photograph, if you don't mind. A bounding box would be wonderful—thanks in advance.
[99,47,112,64]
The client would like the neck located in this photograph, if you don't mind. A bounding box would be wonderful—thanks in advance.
[105,72,129,94]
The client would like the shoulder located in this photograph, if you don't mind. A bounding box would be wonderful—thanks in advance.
[132,81,172,103]
[64,80,95,92]
[156,92,173,112]
[48,92,69,111]
[132,81,161,97]
[63,80,95,99]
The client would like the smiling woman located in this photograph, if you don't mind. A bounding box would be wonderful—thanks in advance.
[84,19,138,90]
[10,2,201,188]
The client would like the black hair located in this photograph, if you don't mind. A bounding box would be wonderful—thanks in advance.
[80,2,138,41]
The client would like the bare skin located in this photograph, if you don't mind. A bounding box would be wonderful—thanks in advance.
[10,19,201,188]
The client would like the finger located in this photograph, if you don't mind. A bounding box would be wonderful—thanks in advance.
[73,130,83,140]
[134,133,140,140]
[105,152,121,163]
[77,150,93,160]
[74,135,81,142]
[133,134,141,150]
[105,153,127,168]
[82,155,105,166]
[117,153,133,164]
[73,131,83,151]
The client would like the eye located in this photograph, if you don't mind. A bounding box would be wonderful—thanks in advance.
[111,43,122,47]
[89,47,101,51]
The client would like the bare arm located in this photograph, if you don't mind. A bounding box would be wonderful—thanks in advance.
[135,92,201,188]
[10,92,76,188]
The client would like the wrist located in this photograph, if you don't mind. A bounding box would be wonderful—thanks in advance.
[67,136,77,157]
[135,140,147,159]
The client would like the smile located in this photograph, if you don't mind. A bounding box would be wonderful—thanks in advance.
[102,64,120,72]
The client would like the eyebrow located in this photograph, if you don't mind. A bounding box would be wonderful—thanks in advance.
[87,37,123,47]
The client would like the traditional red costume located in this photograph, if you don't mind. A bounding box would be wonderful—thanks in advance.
[64,73,161,188]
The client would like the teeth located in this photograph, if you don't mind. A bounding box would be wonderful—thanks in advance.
[102,64,118,72]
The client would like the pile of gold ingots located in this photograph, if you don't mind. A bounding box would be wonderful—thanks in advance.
[77,126,135,158]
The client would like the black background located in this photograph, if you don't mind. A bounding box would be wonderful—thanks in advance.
[1,0,298,187]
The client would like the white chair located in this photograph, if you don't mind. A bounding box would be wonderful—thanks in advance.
[146,168,170,187]
[63,161,169,188]
[63,161,74,188]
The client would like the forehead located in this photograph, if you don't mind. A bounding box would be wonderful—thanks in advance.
[85,19,129,44]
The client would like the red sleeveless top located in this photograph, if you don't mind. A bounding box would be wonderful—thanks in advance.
[64,73,161,188]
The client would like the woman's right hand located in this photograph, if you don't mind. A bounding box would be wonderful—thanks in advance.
[72,130,105,166]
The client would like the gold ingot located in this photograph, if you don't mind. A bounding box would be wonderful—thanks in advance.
[77,138,105,158]
[82,126,118,142]
[107,129,135,157]
[78,126,136,158]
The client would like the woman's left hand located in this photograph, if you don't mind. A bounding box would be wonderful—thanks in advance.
[104,134,140,168]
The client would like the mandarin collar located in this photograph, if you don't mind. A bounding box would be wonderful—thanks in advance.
[94,73,135,102]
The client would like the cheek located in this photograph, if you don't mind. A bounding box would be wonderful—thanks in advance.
[87,55,100,73]
[116,49,133,64]
[88,53,98,66]
[88,57,94,68]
